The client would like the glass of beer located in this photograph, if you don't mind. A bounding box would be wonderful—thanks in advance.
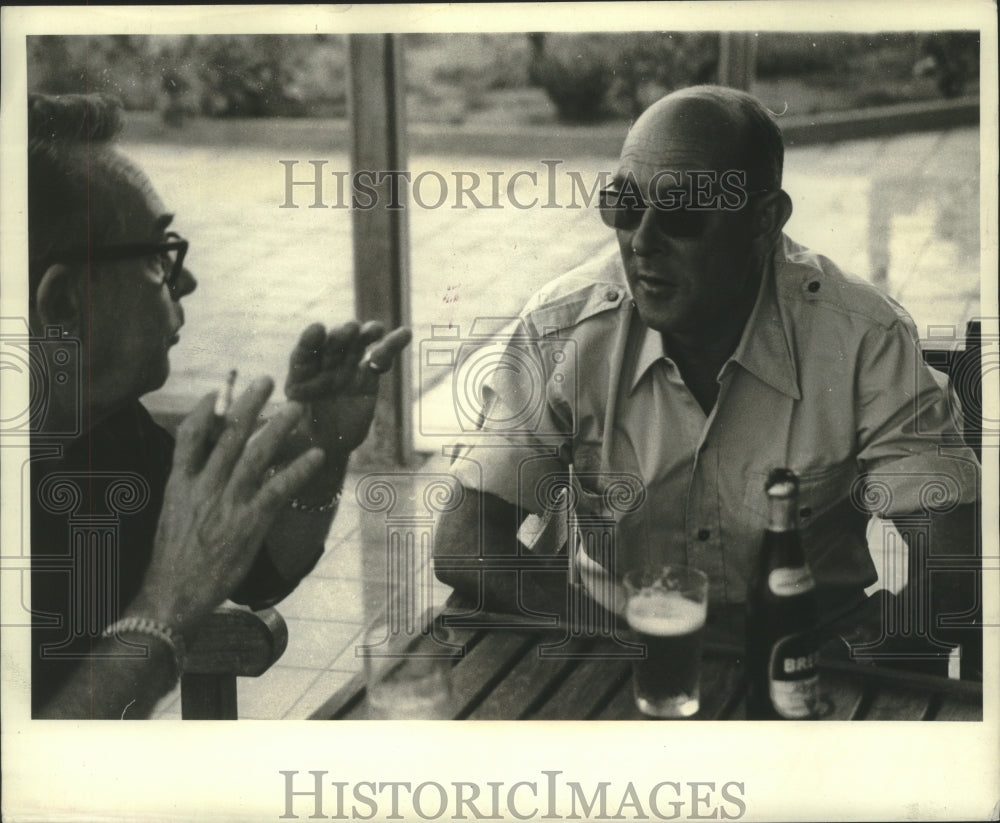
[624,565,709,718]
[361,621,457,720]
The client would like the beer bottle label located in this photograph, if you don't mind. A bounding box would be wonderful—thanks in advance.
[768,633,820,718]
[768,566,815,597]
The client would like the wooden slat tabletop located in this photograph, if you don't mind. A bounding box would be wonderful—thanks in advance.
[862,686,934,721]
[310,608,983,722]
[532,655,632,720]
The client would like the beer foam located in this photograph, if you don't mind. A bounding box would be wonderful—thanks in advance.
[626,590,706,636]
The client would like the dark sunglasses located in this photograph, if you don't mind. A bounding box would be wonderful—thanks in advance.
[598,186,766,238]
[41,231,189,292]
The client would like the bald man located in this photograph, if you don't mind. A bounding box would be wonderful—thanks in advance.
[433,86,980,665]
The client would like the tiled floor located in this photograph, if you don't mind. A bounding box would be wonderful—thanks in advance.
[144,126,982,719]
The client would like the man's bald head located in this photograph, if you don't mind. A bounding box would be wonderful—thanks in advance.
[621,85,784,193]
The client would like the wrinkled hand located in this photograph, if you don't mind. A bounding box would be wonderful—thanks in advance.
[284,320,412,456]
[134,377,325,633]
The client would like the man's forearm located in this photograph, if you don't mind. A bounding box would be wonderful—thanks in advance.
[434,487,571,620]
[437,566,571,621]
[263,449,350,582]
[39,638,176,720]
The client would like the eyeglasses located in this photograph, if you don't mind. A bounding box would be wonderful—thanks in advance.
[42,231,189,293]
[598,186,766,238]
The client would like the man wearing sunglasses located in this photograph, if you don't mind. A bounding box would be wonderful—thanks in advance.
[435,85,979,673]
[26,93,411,718]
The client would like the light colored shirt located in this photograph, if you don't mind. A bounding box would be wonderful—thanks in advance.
[448,236,979,618]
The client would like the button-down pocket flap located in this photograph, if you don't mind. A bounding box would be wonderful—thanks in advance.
[798,463,858,524]
[743,462,857,524]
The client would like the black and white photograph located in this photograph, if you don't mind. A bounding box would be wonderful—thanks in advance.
[1,3,997,821]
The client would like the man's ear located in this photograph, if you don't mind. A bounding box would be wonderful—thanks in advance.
[35,264,84,335]
[753,190,793,250]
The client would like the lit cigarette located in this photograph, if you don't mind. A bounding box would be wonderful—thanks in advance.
[214,369,237,417]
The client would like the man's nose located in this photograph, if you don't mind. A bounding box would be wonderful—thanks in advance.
[629,209,663,257]
[172,266,197,299]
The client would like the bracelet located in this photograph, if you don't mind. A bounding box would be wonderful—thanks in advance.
[264,466,342,513]
[290,489,342,513]
[102,617,186,687]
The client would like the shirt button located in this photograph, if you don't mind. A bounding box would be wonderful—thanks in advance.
[697,529,711,541]
[799,506,813,518]
[605,290,619,302]
[807,281,821,293]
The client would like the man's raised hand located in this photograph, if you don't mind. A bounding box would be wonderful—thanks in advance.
[284,320,412,456]
[133,377,325,633]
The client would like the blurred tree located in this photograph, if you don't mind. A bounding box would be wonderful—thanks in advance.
[195,36,309,117]
[526,33,617,122]
[27,34,347,120]
[526,33,547,87]
[28,35,161,109]
[158,37,199,127]
[527,32,719,123]
[914,32,979,98]
[610,32,718,118]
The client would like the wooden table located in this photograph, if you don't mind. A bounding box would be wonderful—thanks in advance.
[310,608,982,721]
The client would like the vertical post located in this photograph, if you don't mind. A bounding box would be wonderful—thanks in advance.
[347,34,413,467]
[181,673,238,720]
[718,33,758,91]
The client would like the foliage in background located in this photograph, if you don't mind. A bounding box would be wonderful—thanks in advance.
[405,33,531,124]
[28,35,348,121]
[605,32,719,118]
[405,32,719,123]
[755,32,979,102]
[524,33,618,122]
[192,35,347,117]
[28,36,163,109]
[27,31,979,127]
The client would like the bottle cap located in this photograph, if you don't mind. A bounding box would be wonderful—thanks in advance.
[765,468,799,498]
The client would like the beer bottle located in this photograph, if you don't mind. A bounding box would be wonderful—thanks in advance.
[745,469,821,719]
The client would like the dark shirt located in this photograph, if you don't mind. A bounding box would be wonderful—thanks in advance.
[30,401,306,715]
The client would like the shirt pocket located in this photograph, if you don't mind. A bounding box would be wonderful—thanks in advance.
[742,461,858,527]
[572,439,648,515]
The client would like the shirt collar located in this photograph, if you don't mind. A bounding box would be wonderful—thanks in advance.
[629,322,667,392]
[731,239,801,400]
[627,238,802,399]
